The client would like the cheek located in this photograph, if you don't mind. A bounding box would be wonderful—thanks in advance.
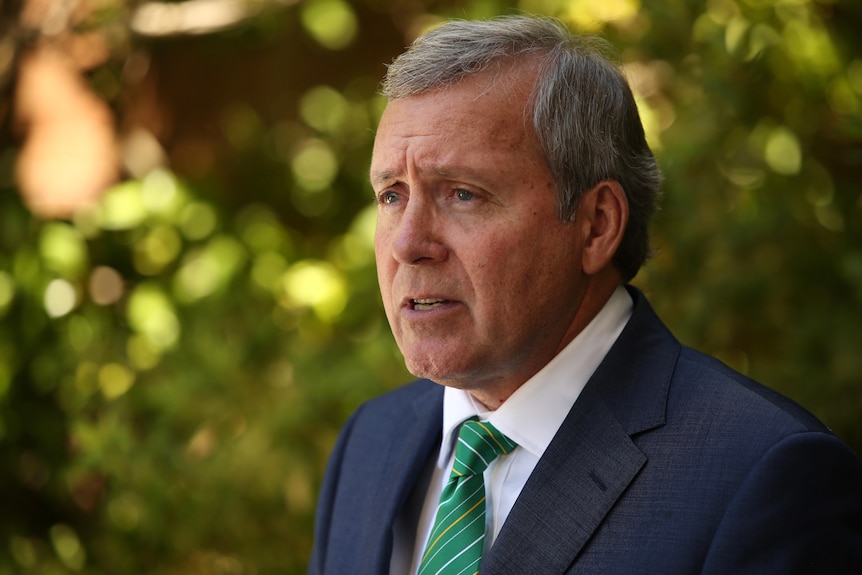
[485,224,578,294]
[373,226,391,267]
[373,244,394,300]
[469,229,539,293]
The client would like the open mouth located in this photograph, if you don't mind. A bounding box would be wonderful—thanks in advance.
[411,298,449,311]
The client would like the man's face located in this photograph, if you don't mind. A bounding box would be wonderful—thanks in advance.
[371,64,592,407]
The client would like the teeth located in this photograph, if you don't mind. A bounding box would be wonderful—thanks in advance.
[413,298,445,310]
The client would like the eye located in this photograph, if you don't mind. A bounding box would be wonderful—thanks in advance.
[378,191,400,205]
[454,188,475,202]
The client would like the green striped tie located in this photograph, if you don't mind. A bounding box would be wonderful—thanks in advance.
[418,417,518,575]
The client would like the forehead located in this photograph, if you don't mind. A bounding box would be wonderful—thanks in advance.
[370,63,543,183]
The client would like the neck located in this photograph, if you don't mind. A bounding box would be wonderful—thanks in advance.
[467,273,623,409]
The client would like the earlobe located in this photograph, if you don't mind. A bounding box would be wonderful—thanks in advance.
[581,180,629,275]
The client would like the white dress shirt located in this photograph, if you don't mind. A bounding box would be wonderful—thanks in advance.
[390,286,633,574]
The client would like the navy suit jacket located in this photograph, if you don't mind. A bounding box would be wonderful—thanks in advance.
[309,287,862,574]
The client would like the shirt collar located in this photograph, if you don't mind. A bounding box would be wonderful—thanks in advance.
[437,285,633,468]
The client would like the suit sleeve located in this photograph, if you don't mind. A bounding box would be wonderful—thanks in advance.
[702,431,862,574]
[307,405,364,575]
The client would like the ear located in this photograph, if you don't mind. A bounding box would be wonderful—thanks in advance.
[579,180,629,276]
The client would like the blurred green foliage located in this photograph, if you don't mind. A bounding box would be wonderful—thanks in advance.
[1,0,861,573]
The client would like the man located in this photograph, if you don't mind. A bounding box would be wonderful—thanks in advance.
[309,15,862,575]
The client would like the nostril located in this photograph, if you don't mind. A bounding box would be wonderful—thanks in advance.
[392,231,448,265]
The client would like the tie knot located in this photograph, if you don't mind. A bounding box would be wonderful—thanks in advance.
[451,418,517,478]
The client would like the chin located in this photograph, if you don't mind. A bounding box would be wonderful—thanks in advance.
[405,358,461,385]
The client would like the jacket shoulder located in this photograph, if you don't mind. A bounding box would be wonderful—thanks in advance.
[673,345,829,435]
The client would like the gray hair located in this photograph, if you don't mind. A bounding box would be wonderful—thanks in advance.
[381,15,662,281]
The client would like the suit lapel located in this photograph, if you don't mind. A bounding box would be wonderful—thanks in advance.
[483,287,679,575]
[366,381,443,575]
[482,389,646,575]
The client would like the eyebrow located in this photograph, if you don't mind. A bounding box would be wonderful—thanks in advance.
[370,169,398,189]
[369,166,483,189]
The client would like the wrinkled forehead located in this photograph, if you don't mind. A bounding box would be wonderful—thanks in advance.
[370,74,542,183]
[374,60,542,144]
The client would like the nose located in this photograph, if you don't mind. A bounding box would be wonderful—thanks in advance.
[388,197,448,265]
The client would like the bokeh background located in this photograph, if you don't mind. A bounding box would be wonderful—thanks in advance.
[1,0,860,573]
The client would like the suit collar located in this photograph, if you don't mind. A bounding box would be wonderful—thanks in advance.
[483,286,680,574]
[593,285,677,437]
